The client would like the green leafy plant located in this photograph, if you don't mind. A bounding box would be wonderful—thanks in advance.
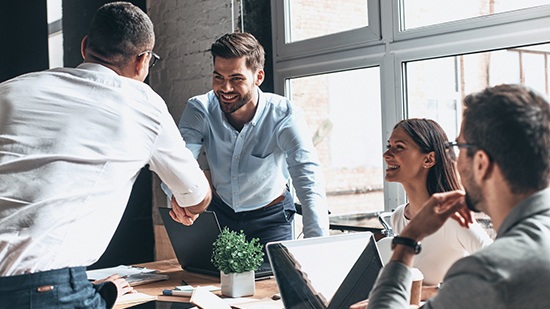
[211,227,264,274]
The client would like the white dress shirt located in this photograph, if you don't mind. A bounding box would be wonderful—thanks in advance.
[0,63,209,276]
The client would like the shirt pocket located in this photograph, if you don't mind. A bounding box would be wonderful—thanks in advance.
[246,153,277,181]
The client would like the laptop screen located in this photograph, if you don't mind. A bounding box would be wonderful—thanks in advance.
[266,232,382,309]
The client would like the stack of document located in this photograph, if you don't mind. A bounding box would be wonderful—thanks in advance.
[86,265,169,286]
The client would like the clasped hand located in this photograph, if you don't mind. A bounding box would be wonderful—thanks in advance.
[169,196,200,225]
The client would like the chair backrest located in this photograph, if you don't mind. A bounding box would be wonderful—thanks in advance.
[376,236,393,265]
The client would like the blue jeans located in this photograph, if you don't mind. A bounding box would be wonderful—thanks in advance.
[0,267,117,309]
[208,188,296,247]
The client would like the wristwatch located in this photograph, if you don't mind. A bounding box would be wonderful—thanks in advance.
[391,236,422,254]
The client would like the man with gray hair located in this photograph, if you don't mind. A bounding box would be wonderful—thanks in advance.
[0,2,211,308]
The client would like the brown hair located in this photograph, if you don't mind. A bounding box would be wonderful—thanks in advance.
[395,118,461,195]
[211,33,265,72]
[462,84,550,194]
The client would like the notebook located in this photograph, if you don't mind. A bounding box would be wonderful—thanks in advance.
[158,207,273,278]
[266,232,383,309]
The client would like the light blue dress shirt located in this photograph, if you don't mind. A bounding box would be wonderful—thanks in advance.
[178,89,330,237]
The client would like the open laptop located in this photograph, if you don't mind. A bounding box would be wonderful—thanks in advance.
[158,207,273,279]
[266,232,383,309]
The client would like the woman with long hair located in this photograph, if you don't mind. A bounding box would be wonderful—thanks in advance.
[384,118,492,299]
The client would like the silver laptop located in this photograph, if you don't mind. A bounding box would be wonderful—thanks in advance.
[158,207,273,278]
[266,232,383,309]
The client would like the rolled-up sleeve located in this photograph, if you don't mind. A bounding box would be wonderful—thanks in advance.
[178,98,206,159]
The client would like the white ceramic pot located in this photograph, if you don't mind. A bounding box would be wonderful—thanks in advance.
[220,270,255,297]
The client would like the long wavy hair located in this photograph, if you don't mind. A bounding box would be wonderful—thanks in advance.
[394,118,461,195]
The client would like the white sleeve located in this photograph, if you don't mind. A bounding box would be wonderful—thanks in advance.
[148,109,209,207]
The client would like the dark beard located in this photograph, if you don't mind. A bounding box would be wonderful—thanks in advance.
[465,192,481,213]
[216,91,252,114]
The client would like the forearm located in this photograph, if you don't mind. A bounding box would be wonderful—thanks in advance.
[389,243,417,267]
[289,165,329,237]
[181,186,212,214]
[296,191,329,237]
[367,261,413,309]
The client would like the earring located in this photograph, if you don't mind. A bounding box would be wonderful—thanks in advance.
[424,165,427,168]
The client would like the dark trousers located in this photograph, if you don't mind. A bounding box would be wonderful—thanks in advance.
[208,189,296,248]
[0,267,117,309]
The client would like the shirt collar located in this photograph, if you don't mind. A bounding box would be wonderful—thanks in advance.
[497,187,550,238]
[249,88,265,127]
[76,62,119,76]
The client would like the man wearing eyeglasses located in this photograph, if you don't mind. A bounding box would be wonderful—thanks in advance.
[353,84,550,309]
[0,2,211,308]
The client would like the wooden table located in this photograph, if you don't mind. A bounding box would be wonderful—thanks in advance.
[115,259,280,308]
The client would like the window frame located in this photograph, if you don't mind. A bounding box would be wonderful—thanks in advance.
[272,0,381,62]
[271,0,550,212]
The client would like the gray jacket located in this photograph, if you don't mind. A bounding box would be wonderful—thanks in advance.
[367,188,550,309]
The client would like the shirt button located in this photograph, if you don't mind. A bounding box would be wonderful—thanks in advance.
[235,204,238,207]
[234,156,238,159]
[232,176,236,180]
[235,134,238,138]
[234,192,237,195]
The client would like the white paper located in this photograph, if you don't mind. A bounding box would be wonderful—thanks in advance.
[86,265,157,281]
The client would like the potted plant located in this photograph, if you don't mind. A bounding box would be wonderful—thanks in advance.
[211,227,264,297]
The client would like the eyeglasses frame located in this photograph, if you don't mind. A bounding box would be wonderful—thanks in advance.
[138,50,160,68]
[444,141,478,161]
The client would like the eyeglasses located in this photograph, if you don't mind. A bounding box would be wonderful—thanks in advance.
[444,141,478,161]
[138,50,160,68]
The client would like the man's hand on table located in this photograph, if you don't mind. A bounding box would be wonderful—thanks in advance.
[93,274,136,298]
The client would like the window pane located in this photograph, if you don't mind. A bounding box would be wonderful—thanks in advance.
[287,0,368,43]
[48,32,64,69]
[47,0,62,24]
[406,42,550,140]
[402,0,550,30]
[288,67,383,215]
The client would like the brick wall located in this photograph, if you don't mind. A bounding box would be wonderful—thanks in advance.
[147,0,238,260]
[147,0,237,122]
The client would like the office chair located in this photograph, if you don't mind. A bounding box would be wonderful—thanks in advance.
[378,211,394,237]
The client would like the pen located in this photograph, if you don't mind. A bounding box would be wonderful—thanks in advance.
[163,289,192,297]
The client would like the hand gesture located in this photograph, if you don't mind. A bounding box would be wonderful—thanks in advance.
[400,190,473,241]
[169,196,199,226]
